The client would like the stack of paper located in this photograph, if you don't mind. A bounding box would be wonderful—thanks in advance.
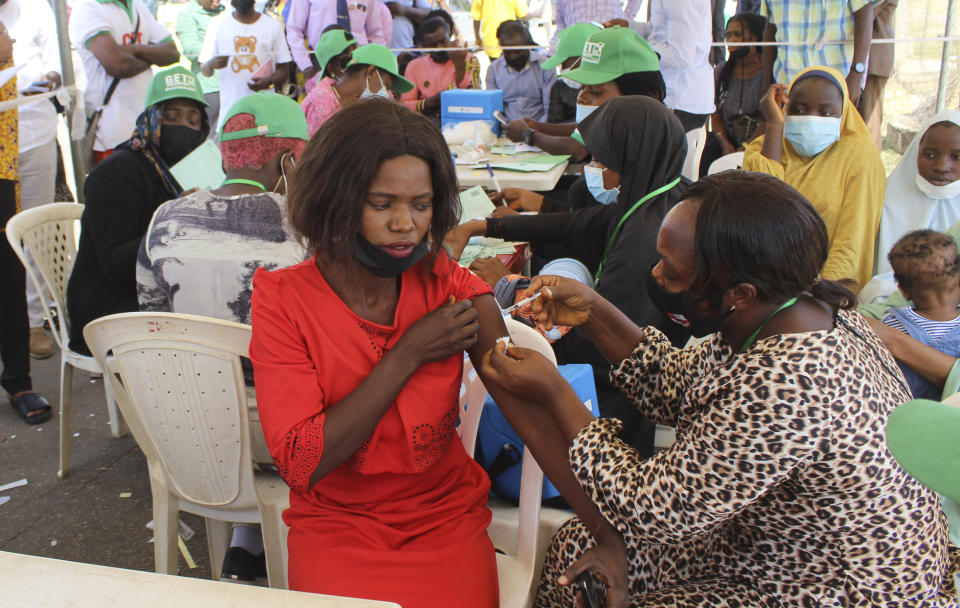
[472,154,569,173]
[170,140,226,191]
[459,237,522,267]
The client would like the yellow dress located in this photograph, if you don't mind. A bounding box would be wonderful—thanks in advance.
[470,0,528,58]
[744,66,885,286]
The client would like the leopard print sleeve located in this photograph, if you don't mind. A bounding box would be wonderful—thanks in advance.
[573,357,831,544]
[609,327,724,426]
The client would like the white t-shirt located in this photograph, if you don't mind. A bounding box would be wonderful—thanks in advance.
[199,12,292,130]
[0,0,61,152]
[69,0,172,151]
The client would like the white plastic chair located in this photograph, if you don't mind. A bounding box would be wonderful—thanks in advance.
[5,202,126,478]
[83,312,289,588]
[682,126,707,180]
[707,151,745,175]
[458,355,488,459]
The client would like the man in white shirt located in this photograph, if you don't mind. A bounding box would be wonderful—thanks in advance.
[200,0,291,131]
[0,0,62,358]
[69,0,179,163]
[608,0,716,130]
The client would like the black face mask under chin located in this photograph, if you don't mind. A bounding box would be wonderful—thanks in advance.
[354,235,429,278]
[159,125,205,165]
[645,265,734,338]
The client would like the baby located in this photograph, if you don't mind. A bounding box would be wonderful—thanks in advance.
[882,229,960,399]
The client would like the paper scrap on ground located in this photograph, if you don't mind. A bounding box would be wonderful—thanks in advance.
[0,478,27,493]
[119,492,132,498]
[0,496,9,506]
[179,536,197,569]
[145,518,196,542]
[458,186,495,223]
[473,154,568,173]
[170,140,226,191]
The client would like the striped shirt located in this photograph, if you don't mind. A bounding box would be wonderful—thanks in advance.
[882,306,960,341]
[762,0,871,85]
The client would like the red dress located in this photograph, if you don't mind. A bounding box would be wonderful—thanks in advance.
[249,252,498,607]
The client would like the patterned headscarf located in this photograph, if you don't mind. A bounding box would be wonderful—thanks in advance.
[120,101,211,196]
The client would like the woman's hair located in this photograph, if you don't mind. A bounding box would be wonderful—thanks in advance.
[717,13,767,94]
[423,9,455,37]
[287,98,459,260]
[687,171,855,309]
[613,71,666,102]
[220,114,307,171]
[417,16,449,42]
[888,230,960,292]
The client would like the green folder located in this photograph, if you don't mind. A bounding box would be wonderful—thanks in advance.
[472,155,569,173]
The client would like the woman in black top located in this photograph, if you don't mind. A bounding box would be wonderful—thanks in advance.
[67,67,209,354]
[448,96,688,453]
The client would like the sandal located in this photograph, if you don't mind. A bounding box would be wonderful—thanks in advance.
[9,392,52,425]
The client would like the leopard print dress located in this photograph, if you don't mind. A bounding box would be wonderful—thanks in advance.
[535,310,960,607]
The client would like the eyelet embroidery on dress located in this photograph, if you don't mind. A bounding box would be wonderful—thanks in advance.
[357,319,396,360]
[410,405,458,472]
[278,412,326,496]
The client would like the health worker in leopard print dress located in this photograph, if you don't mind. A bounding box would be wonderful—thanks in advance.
[481,172,960,607]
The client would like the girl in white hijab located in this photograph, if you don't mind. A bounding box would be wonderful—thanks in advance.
[875,110,960,274]
[860,110,960,306]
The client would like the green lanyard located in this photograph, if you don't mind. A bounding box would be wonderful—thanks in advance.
[221,178,267,191]
[739,296,799,353]
[594,177,681,281]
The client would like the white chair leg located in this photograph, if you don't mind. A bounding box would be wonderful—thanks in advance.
[259,502,289,589]
[57,357,72,479]
[102,377,127,438]
[152,489,180,575]
[205,518,231,581]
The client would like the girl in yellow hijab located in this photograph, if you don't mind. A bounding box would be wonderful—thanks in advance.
[744,65,885,288]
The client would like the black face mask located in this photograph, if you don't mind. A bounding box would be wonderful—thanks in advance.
[354,235,429,278]
[646,264,732,338]
[159,125,205,165]
[431,51,450,64]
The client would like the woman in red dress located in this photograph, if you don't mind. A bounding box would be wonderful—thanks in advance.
[249,99,617,606]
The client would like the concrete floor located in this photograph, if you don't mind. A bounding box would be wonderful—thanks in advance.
[0,335,215,580]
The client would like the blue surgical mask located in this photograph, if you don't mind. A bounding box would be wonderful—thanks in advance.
[576,103,598,124]
[584,165,619,205]
[360,70,392,100]
[783,115,841,157]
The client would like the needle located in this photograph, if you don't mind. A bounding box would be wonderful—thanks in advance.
[500,290,543,315]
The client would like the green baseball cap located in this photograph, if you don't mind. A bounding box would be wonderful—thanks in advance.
[219,92,309,142]
[542,23,602,71]
[886,399,960,502]
[314,29,356,77]
[145,65,208,109]
[561,26,661,86]
[346,44,415,94]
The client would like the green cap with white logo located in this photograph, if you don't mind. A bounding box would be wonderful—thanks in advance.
[541,23,602,71]
[144,65,208,109]
[314,29,356,77]
[561,26,660,86]
[219,92,309,142]
[347,44,415,94]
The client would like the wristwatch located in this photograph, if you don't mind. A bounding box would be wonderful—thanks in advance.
[852,61,866,74]
[521,128,536,146]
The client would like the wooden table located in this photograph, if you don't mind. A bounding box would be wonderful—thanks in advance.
[0,551,401,607]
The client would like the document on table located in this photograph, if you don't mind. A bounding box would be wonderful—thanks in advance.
[459,236,522,267]
[458,185,496,223]
[472,154,569,173]
[170,140,226,191]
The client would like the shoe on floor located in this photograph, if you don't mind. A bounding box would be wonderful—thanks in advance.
[220,546,267,582]
[29,327,56,359]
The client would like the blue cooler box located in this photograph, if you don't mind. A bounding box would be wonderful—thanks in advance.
[441,89,504,136]
[476,363,599,501]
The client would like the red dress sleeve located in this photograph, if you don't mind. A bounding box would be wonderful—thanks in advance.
[249,267,326,496]
[431,251,493,302]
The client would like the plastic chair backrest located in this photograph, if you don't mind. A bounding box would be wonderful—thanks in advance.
[682,126,707,181]
[84,312,257,510]
[708,151,745,175]
[458,355,488,458]
[5,203,82,350]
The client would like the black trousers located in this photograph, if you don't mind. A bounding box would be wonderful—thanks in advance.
[0,179,32,396]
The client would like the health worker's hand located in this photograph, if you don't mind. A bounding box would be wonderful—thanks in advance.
[559,532,630,608]
[527,275,597,329]
[490,187,543,212]
[480,341,564,403]
[469,257,510,287]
